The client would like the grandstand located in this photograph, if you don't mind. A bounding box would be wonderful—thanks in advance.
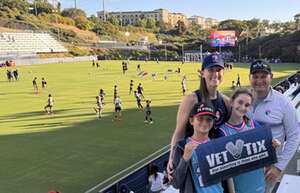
[0,32,67,55]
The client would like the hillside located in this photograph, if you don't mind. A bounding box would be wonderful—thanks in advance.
[0,1,300,61]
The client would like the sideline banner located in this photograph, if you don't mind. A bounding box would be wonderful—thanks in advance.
[194,128,277,186]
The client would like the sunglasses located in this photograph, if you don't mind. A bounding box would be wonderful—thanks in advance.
[252,62,269,68]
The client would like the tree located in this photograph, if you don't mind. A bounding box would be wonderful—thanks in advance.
[89,14,100,23]
[108,15,120,26]
[92,23,108,36]
[157,20,172,32]
[176,20,187,35]
[57,1,61,12]
[34,0,55,15]
[74,15,93,30]
[61,8,86,19]
[219,19,247,36]
[245,18,260,29]
[136,18,147,28]
[0,0,29,14]
[294,13,300,30]
[146,18,156,29]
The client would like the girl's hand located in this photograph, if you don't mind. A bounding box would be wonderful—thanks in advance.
[183,143,198,161]
[272,138,281,149]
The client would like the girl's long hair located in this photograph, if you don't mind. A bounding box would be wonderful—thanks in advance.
[200,77,210,103]
[150,165,159,179]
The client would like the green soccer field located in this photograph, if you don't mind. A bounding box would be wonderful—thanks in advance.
[0,60,299,193]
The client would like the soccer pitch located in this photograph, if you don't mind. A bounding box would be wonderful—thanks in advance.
[0,60,299,193]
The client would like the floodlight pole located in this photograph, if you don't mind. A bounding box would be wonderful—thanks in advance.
[238,44,241,62]
[52,0,60,41]
[34,0,37,16]
[200,44,203,62]
[148,44,151,60]
[102,0,106,22]
[182,43,184,62]
[164,43,167,61]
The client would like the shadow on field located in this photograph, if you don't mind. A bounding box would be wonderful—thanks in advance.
[19,122,65,129]
[0,104,179,193]
[0,109,73,121]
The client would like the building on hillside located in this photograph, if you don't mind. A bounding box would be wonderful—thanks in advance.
[97,9,188,27]
[188,16,219,29]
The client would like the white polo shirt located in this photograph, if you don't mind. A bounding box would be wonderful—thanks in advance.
[248,88,300,171]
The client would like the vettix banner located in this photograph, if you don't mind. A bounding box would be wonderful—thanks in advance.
[194,128,277,186]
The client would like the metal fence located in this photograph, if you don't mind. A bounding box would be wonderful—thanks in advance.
[14,55,96,66]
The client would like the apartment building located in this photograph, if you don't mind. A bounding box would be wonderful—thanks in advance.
[97,9,218,29]
[188,16,219,29]
[97,9,187,27]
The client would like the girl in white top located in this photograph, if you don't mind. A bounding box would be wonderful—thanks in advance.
[148,165,165,193]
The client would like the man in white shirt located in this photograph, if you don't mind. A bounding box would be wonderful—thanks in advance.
[248,60,300,193]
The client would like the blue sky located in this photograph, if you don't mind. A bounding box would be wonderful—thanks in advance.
[60,0,300,22]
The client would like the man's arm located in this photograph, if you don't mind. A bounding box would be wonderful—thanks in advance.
[276,100,300,171]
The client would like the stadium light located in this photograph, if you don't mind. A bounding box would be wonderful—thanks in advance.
[34,0,38,16]
[51,0,60,41]
[102,0,106,22]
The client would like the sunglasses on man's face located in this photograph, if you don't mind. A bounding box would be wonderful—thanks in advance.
[252,63,268,68]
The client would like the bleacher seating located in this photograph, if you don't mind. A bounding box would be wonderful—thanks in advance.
[283,84,298,98]
[0,32,67,54]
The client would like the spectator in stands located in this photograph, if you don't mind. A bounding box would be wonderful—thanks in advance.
[288,83,300,100]
[248,60,300,193]
[13,69,19,80]
[216,89,267,193]
[148,164,165,193]
[119,184,133,193]
[282,79,290,90]
[42,77,47,89]
[172,102,223,193]
[274,85,285,94]
[32,77,38,94]
[167,54,230,182]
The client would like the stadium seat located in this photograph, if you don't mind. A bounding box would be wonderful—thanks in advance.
[0,32,67,55]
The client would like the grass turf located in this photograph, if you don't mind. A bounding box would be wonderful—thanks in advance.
[0,60,299,193]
